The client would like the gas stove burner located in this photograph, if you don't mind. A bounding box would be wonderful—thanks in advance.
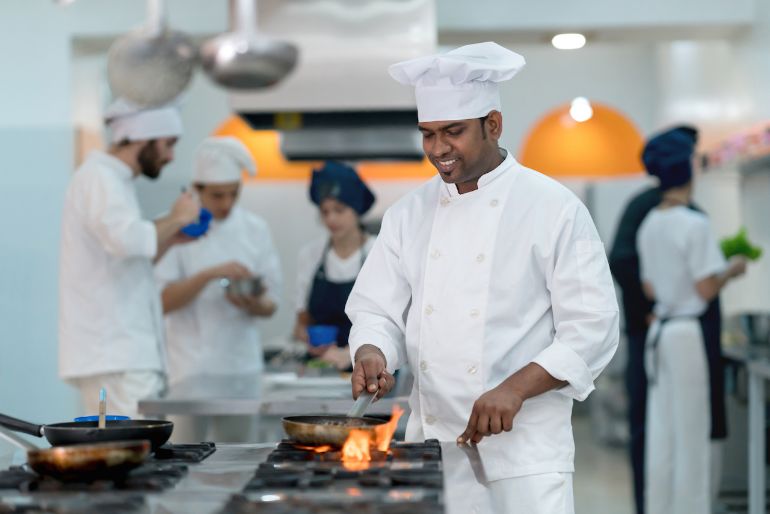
[0,494,147,514]
[153,441,216,463]
[239,439,444,511]
[221,495,444,514]
[0,462,189,493]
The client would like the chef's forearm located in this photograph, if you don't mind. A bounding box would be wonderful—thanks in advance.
[161,271,214,313]
[500,362,568,402]
[154,215,188,252]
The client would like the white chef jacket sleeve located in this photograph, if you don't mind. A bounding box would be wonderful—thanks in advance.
[687,217,727,281]
[345,210,409,374]
[154,245,183,288]
[532,201,620,401]
[81,173,157,258]
[256,222,283,307]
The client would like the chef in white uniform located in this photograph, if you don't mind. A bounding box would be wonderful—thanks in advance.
[345,42,619,513]
[637,126,746,514]
[59,98,200,420]
[155,136,282,442]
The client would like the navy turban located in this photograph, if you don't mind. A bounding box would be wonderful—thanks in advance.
[641,126,698,191]
[309,161,375,215]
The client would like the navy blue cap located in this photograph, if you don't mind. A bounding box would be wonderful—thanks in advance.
[309,161,375,215]
[641,126,698,191]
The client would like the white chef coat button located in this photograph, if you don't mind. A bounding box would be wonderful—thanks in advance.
[476,253,485,263]
[440,197,450,207]
[467,364,478,375]
[431,249,441,260]
[470,309,480,318]
[490,199,499,207]
[420,360,428,371]
[425,415,436,425]
[425,305,434,316]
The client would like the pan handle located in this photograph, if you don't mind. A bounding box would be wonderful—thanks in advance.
[0,426,38,452]
[0,413,45,438]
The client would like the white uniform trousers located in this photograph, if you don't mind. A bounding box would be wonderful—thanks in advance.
[69,370,165,420]
[645,319,710,514]
[488,472,574,514]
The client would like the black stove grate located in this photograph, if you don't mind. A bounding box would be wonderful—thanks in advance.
[231,439,444,512]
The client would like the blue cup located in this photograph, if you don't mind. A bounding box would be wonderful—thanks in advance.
[181,208,213,238]
[307,325,339,347]
[74,415,130,422]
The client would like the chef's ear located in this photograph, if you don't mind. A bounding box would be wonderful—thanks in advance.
[484,111,503,141]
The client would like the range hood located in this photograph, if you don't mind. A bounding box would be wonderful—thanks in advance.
[228,0,436,161]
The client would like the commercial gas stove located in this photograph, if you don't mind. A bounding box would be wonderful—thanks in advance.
[223,439,444,513]
[0,440,464,514]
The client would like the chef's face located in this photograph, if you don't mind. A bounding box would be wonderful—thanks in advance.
[196,182,240,220]
[418,111,503,189]
[138,137,177,180]
[319,198,359,238]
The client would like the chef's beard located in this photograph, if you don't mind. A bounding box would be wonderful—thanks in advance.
[138,140,165,180]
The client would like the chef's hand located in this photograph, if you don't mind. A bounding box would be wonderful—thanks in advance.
[226,292,275,316]
[351,344,395,400]
[457,384,524,445]
[208,261,251,281]
[321,345,352,370]
[727,255,748,278]
[170,191,200,226]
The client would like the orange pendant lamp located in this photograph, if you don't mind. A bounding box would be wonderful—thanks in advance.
[518,99,645,178]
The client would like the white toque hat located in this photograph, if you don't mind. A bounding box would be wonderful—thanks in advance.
[388,42,526,122]
[193,137,257,184]
[104,97,183,143]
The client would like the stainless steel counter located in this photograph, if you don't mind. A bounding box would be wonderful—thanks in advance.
[138,373,408,417]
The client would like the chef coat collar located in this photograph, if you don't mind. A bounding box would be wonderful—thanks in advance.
[443,148,513,197]
[90,150,135,181]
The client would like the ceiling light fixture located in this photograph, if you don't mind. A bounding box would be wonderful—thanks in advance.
[552,33,586,50]
[569,97,593,122]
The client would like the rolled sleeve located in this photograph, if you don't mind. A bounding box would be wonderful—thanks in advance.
[533,338,595,401]
[543,201,620,401]
[346,210,409,373]
[82,172,157,259]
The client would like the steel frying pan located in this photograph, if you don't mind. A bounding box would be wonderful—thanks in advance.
[0,427,150,481]
[0,412,173,450]
[282,415,387,447]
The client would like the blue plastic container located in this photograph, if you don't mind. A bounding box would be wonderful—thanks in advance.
[74,415,130,422]
[307,325,339,347]
[181,208,213,238]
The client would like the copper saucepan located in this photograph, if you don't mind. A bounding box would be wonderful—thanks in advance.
[0,427,150,481]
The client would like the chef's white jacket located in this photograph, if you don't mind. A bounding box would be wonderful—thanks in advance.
[59,151,164,379]
[346,151,619,481]
[155,206,282,384]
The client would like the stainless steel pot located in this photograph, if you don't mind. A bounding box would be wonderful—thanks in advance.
[200,0,298,89]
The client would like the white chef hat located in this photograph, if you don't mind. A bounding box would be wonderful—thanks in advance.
[193,136,257,184]
[389,42,526,122]
[104,97,183,144]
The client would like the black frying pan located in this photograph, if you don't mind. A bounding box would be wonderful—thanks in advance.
[0,412,173,450]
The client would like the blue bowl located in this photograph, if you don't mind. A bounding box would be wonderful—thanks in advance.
[74,415,130,422]
[307,325,339,347]
[181,208,213,238]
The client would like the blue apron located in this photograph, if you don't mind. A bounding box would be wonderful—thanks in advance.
[306,242,367,348]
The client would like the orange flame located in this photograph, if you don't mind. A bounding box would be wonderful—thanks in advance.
[295,444,333,453]
[340,405,405,469]
[341,429,373,470]
[373,405,404,451]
